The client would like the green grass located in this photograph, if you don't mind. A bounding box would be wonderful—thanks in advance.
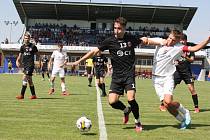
[0,74,210,140]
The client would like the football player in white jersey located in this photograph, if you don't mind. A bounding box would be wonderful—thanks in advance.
[48,43,69,96]
[141,30,210,129]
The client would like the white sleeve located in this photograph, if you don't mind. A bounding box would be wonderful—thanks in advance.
[51,51,55,58]
[64,52,68,60]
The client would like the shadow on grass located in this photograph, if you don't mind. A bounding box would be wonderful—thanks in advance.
[81,132,97,136]
[189,108,210,113]
[37,97,64,99]
[70,93,89,96]
[107,123,210,131]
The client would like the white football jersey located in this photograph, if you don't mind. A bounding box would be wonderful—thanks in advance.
[51,49,68,69]
[152,42,186,76]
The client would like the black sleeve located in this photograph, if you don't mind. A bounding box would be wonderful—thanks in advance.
[33,45,38,53]
[132,36,141,48]
[92,56,96,63]
[98,38,110,51]
[104,56,108,63]
[20,45,24,54]
[190,52,195,57]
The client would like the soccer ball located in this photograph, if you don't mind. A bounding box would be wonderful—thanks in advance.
[76,116,92,132]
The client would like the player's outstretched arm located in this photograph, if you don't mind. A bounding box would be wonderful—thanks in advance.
[60,59,68,68]
[188,36,210,52]
[72,48,100,66]
[140,37,166,46]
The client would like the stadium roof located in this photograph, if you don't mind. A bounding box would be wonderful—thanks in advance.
[13,0,197,29]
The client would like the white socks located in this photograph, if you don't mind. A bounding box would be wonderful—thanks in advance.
[176,113,184,122]
[177,104,188,114]
[61,82,66,92]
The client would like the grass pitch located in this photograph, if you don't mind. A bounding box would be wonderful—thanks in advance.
[0,74,210,140]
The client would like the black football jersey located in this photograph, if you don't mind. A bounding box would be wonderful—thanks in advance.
[20,43,38,68]
[176,51,195,72]
[92,55,108,71]
[41,56,49,68]
[176,42,195,72]
[98,34,140,78]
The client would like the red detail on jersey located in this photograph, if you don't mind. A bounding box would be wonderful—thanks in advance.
[182,46,189,52]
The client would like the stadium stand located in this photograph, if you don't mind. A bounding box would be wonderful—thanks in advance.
[1,0,208,79]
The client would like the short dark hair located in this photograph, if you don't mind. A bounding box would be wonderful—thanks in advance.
[181,33,187,41]
[57,41,64,46]
[170,29,182,39]
[114,17,127,27]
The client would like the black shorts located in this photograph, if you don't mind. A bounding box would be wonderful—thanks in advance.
[174,70,194,85]
[86,66,93,74]
[42,67,48,72]
[109,76,136,95]
[23,66,34,76]
[8,67,12,70]
[95,70,105,79]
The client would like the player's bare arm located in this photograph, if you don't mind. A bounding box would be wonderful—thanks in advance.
[72,47,100,66]
[188,36,210,52]
[60,59,68,68]
[16,53,22,68]
[140,37,167,46]
[48,57,53,71]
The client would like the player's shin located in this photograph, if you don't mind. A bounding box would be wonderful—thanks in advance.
[61,82,66,92]
[109,101,126,111]
[128,99,140,120]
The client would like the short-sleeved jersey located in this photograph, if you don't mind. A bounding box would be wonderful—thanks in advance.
[86,58,93,67]
[20,43,38,68]
[41,56,49,68]
[98,34,139,78]
[51,50,68,69]
[153,42,189,76]
[92,55,108,71]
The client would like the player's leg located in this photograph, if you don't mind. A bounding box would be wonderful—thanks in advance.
[164,76,191,129]
[60,68,69,96]
[88,74,93,87]
[127,90,142,132]
[108,80,130,125]
[187,83,199,113]
[165,96,191,129]
[95,71,102,90]
[41,68,45,80]
[125,77,142,132]
[27,67,37,99]
[27,74,37,99]
[46,70,50,80]
[153,76,166,111]
[184,73,199,113]
[49,68,57,94]
[87,67,93,87]
[16,74,27,99]
[100,71,106,96]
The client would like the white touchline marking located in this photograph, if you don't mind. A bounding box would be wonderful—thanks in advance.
[95,81,107,140]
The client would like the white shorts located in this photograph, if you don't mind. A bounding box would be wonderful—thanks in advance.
[152,75,174,101]
[51,67,65,78]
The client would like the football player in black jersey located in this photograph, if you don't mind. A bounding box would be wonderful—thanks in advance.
[71,17,143,132]
[16,33,39,100]
[40,55,50,81]
[175,34,199,113]
[93,51,108,97]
